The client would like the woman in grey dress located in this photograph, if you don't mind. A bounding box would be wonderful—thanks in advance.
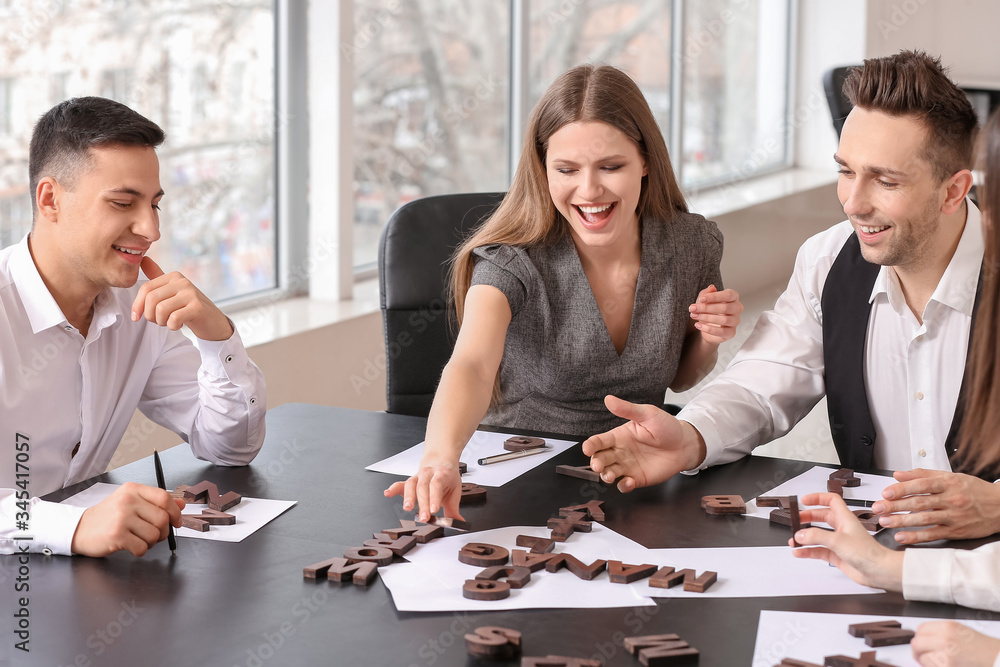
[385,64,742,522]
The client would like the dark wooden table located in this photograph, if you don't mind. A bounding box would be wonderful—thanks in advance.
[2,403,991,667]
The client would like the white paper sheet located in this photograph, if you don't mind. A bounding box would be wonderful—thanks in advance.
[378,523,879,612]
[741,466,896,533]
[633,546,879,599]
[379,523,656,612]
[365,430,579,487]
[752,610,1000,667]
[61,482,297,543]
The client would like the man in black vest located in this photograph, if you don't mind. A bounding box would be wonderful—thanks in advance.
[584,50,998,545]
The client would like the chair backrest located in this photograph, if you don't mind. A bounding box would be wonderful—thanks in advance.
[823,65,857,138]
[378,192,506,416]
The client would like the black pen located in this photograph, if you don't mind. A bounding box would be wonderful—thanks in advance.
[477,447,549,466]
[844,498,877,508]
[153,450,177,555]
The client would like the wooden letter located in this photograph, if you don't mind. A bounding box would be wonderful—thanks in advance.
[460,482,487,505]
[394,520,445,542]
[303,557,377,585]
[756,495,791,508]
[462,579,510,601]
[543,553,607,580]
[516,535,556,553]
[363,534,417,557]
[464,626,521,660]
[850,510,881,532]
[701,495,747,515]
[848,620,914,647]
[789,495,803,547]
[475,565,532,589]
[624,633,699,665]
[504,436,546,451]
[829,468,861,487]
[547,511,592,532]
[458,542,509,567]
[648,567,717,593]
[512,549,558,572]
[343,546,394,566]
[180,509,236,532]
[823,651,895,667]
[182,480,242,511]
[555,464,602,483]
[607,560,658,584]
[559,500,606,522]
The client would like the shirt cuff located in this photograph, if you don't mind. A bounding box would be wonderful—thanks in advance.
[24,498,87,556]
[195,323,252,385]
[677,413,724,472]
[902,548,955,604]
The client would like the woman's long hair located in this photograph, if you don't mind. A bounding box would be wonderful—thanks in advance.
[449,63,687,325]
[956,107,1000,476]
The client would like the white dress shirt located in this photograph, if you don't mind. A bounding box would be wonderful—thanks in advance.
[903,543,1000,667]
[0,236,266,555]
[680,201,982,472]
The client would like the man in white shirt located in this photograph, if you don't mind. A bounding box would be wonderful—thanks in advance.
[584,50,1000,546]
[0,97,266,557]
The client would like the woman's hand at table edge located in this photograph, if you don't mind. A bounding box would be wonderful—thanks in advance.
[384,460,465,523]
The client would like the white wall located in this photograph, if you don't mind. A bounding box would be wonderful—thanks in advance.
[794,0,868,170]
[866,0,1000,84]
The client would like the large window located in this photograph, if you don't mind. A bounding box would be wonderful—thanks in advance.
[0,1,276,303]
[352,0,792,269]
[352,1,510,268]
[682,0,792,188]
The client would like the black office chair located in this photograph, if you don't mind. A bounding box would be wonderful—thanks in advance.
[823,65,857,138]
[378,192,506,417]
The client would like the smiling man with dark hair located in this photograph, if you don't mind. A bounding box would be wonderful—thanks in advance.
[0,97,266,557]
[585,51,1000,546]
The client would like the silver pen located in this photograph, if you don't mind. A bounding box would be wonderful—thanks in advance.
[477,446,549,466]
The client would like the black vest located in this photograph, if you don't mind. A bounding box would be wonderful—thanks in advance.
[821,234,982,473]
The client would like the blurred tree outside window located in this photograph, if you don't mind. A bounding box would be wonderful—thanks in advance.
[0,0,276,303]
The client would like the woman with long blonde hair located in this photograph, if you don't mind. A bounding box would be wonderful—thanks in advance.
[385,64,742,521]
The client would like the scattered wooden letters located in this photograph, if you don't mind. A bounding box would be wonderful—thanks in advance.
[179,480,242,512]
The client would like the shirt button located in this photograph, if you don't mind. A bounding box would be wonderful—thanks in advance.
[918,449,927,457]
[64,325,73,331]
[249,397,256,405]
[225,355,234,363]
[915,392,924,400]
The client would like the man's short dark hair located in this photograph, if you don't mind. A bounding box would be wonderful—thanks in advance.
[28,97,165,220]
[842,50,979,182]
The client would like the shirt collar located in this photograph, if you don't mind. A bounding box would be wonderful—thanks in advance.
[9,235,70,334]
[9,234,124,336]
[868,198,984,317]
